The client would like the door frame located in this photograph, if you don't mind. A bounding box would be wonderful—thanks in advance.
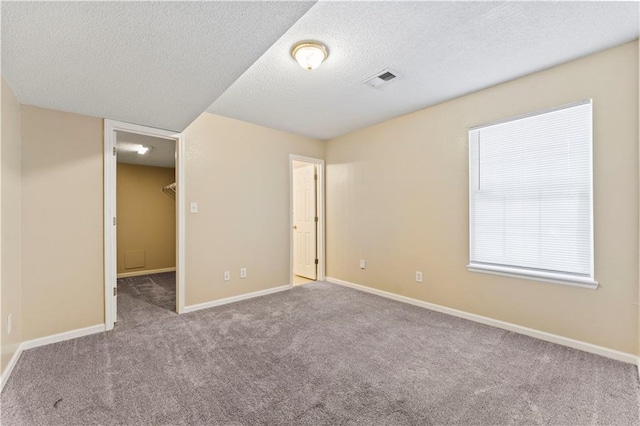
[289,155,325,284]
[103,119,186,331]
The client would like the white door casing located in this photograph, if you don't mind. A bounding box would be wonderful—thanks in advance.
[103,119,185,331]
[292,164,317,279]
[289,154,325,285]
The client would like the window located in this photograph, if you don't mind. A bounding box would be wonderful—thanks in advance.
[468,100,596,288]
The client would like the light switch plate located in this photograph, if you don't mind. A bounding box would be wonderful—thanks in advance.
[360,259,366,269]
[190,202,198,213]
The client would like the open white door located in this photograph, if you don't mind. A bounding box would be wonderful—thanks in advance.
[292,164,317,280]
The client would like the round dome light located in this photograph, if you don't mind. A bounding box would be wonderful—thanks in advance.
[291,41,328,71]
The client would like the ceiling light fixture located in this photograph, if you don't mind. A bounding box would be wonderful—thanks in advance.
[291,41,328,71]
[137,145,151,155]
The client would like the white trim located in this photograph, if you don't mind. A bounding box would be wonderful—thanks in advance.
[467,265,598,289]
[1,324,105,392]
[104,121,117,330]
[289,155,325,285]
[117,267,176,278]
[104,119,186,328]
[183,285,292,314]
[468,101,595,289]
[176,133,186,314]
[326,277,639,365]
[1,345,23,391]
[20,324,105,351]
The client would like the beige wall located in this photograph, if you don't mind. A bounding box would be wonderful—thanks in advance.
[117,163,176,274]
[183,113,325,306]
[326,41,639,355]
[21,106,104,340]
[3,42,637,362]
[1,79,22,373]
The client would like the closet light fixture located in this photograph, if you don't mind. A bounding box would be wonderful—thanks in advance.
[291,41,328,70]
[137,145,151,155]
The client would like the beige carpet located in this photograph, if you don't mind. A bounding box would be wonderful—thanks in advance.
[2,281,639,425]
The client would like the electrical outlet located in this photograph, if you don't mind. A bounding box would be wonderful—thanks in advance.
[223,271,230,281]
[416,271,423,283]
[7,314,12,334]
[360,259,366,269]
[240,268,247,279]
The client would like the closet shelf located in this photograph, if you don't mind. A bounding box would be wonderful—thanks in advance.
[162,182,176,199]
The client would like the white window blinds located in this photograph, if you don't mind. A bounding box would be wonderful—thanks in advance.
[468,100,595,288]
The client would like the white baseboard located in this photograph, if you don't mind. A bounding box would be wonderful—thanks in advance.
[1,323,105,392]
[1,344,23,392]
[117,267,176,279]
[326,277,640,366]
[183,284,292,314]
[20,324,106,351]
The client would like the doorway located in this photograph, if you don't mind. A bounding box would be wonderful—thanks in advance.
[290,155,325,286]
[115,132,176,327]
[104,120,185,331]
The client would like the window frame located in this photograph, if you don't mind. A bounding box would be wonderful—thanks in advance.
[467,100,597,289]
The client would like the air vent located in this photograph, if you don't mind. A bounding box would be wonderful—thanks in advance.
[378,71,396,81]
[363,69,397,88]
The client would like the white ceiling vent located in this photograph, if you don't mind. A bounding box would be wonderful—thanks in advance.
[363,69,398,88]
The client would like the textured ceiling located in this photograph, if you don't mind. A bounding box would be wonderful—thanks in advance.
[2,2,638,139]
[1,1,315,131]
[208,1,640,140]
[116,132,175,168]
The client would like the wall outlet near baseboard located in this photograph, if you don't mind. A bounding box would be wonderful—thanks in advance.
[360,259,366,269]
[7,313,12,334]
[416,271,423,283]
[240,268,247,279]
[223,271,230,281]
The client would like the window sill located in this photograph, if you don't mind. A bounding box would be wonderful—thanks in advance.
[467,263,598,290]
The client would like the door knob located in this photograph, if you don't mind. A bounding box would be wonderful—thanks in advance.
[293,225,297,230]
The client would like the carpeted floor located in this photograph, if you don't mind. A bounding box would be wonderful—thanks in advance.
[2,281,639,425]
[116,272,177,331]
